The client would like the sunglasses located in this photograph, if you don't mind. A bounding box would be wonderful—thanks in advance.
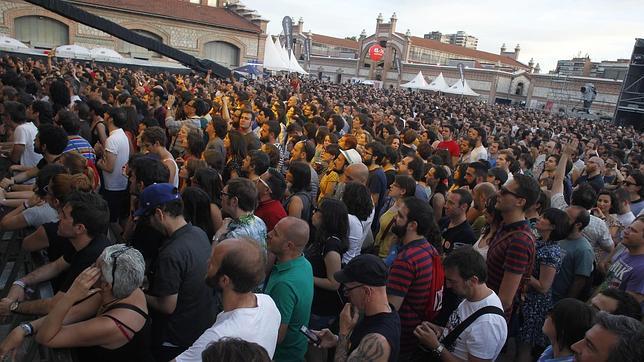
[499,186,524,199]
[111,246,133,290]
[256,176,272,194]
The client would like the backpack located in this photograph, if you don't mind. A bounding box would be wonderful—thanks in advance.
[424,246,445,322]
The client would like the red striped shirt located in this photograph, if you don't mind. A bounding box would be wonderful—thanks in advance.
[486,220,536,317]
[386,239,438,355]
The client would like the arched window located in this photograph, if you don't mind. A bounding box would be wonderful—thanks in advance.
[15,16,68,49]
[515,82,524,96]
[122,29,163,59]
[203,41,240,68]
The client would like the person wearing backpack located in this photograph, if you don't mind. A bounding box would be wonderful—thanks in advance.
[386,197,443,361]
[414,247,508,362]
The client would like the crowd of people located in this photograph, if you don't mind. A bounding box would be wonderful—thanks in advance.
[0,53,642,362]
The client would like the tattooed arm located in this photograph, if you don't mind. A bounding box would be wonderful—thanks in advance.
[335,333,390,362]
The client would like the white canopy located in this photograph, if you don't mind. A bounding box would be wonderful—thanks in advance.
[288,49,308,74]
[55,44,92,59]
[445,79,480,97]
[401,71,430,90]
[263,36,290,71]
[263,36,308,74]
[90,47,124,62]
[0,35,29,51]
[427,73,449,92]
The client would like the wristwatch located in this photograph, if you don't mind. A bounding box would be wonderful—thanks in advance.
[433,344,445,355]
[10,301,20,313]
[19,322,34,337]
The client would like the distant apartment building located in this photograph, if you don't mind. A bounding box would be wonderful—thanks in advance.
[423,30,478,49]
[552,56,629,80]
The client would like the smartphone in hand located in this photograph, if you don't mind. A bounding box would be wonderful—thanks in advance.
[300,325,320,346]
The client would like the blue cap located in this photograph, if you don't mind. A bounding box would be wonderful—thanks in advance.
[133,183,180,217]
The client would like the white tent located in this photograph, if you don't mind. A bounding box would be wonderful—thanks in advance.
[400,71,430,90]
[55,45,92,59]
[90,47,125,62]
[427,73,449,92]
[445,79,480,97]
[274,38,291,69]
[0,35,29,51]
[263,36,290,71]
[288,49,308,74]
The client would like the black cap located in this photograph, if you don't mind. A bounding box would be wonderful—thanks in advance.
[334,254,388,287]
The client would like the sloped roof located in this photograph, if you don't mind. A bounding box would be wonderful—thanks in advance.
[70,0,261,33]
[311,33,359,49]
[404,35,527,69]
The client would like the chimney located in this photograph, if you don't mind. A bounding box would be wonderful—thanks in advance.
[390,12,397,32]
[500,43,506,54]
[376,13,383,24]
[514,44,521,60]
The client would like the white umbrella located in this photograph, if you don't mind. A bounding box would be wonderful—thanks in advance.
[55,44,92,59]
[0,35,29,51]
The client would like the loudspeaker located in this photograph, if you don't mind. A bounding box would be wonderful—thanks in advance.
[614,38,644,130]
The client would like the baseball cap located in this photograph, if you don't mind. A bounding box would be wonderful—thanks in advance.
[589,156,605,169]
[134,183,180,217]
[339,148,362,165]
[334,254,388,287]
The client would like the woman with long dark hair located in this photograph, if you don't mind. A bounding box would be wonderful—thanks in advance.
[305,198,349,332]
[341,182,374,264]
[284,161,312,222]
[223,129,247,183]
[518,208,569,361]
[472,195,503,260]
[192,167,224,232]
[426,164,449,222]
[181,187,215,241]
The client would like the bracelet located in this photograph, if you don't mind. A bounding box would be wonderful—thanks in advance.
[12,280,26,289]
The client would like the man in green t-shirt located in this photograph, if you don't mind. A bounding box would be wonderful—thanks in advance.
[265,217,314,362]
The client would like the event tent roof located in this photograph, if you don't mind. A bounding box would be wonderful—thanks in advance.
[0,36,29,51]
[444,79,480,97]
[55,44,92,59]
[401,71,430,90]
[263,36,289,71]
[427,72,449,92]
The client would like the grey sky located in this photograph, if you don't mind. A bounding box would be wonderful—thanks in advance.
[243,0,644,72]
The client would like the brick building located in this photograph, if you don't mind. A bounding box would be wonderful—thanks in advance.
[0,0,268,68]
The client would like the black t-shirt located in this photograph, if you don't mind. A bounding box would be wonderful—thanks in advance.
[439,217,477,253]
[131,220,166,271]
[43,221,72,292]
[350,306,400,362]
[305,236,346,317]
[368,167,388,232]
[61,234,111,292]
[147,224,217,349]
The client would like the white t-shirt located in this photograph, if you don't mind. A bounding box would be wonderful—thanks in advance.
[441,291,507,361]
[470,145,488,161]
[343,209,375,264]
[175,293,281,361]
[13,122,42,167]
[102,128,130,191]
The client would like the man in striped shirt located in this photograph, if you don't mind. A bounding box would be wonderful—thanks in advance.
[57,110,96,163]
[386,197,441,360]
[486,174,540,319]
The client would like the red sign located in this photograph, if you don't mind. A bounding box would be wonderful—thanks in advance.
[369,44,385,62]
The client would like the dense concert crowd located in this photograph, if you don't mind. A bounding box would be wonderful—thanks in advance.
[0,53,643,362]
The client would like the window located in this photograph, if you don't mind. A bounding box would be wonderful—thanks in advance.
[15,16,68,49]
[204,41,240,68]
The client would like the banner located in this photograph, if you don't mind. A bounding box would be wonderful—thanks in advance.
[282,16,293,60]
[304,37,311,61]
[395,57,402,74]
[457,62,465,84]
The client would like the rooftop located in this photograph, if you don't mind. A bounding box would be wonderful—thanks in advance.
[310,33,359,49]
[69,0,262,34]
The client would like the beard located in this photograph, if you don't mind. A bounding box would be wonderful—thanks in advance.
[363,158,373,167]
[391,221,408,238]
[260,135,270,143]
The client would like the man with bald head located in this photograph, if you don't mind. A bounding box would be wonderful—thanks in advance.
[174,238,281,361]
[333,162,369,199]
[265,217,314,362]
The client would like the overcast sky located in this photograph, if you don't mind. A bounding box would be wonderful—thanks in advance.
[243,0,644,72]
